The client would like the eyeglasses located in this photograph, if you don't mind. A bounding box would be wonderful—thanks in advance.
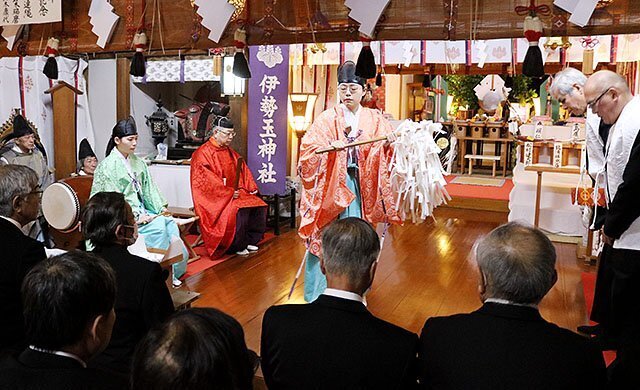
[20,188,42,199]
[338,84,362,93]
[218,130,236,137]
[587,87,612,110]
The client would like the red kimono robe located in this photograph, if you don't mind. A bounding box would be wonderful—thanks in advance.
[298,106,401,257]
[191,139,267,258]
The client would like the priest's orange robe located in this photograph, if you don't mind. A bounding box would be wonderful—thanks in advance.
[298,106,401,257]
[191,139,267,258]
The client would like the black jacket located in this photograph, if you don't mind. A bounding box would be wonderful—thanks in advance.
[261,294,419,389]
[419,302,606,390]
[89,244,174,375]
[0,218,46,353]
[0,348,127,389]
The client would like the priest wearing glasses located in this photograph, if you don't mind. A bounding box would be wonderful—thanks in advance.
[190,116,267,258]
[297,60,400,302]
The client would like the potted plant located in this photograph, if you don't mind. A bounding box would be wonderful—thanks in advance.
[444,75,483,119]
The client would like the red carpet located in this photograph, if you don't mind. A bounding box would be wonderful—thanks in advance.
[581,272,616,366]
[183,232,276,278]
[445,175,513,201]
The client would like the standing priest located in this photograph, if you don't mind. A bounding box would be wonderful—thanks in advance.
[190,117,267,258]
[298,60,400,302]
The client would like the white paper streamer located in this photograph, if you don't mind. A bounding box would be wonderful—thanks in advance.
[390,120,451,224]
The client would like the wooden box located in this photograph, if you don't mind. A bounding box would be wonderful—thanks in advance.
[470,122,486,138]
[454,120,469,137]
[487,122,503,139]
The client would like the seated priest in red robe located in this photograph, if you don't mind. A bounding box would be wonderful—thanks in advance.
[191,117,268,258]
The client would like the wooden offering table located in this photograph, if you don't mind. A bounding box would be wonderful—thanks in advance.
[458,136,513,177]
[524,165,580,227]
[454,120,512,176]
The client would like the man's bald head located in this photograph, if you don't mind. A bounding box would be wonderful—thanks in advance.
[585,70,629,94]
[584,70,633,124]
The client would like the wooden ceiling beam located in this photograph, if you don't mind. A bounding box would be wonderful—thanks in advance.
[1,0,639,57]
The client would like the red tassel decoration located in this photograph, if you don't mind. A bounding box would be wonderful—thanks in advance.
[522,15,544,77]
[42,37,59,80]
[356,37,376,80]
[130,32,147,77]
[232,28,251,79]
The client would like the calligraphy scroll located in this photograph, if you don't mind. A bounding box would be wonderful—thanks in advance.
[1,0,60,25]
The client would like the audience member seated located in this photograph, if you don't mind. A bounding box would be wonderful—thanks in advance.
[82,191,174,375]
[131,307,254,390]
[261,217,418,389]
[190,116,267,258]
[76,138,98,176]
[418,222,606,390]
[0,115,52,189]
[0,251,127,389]
[0,165,46,353]
[90,116,187,286]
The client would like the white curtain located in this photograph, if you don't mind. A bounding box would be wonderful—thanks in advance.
[0,56,95,166]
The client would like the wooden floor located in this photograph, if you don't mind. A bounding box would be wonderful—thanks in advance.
[183,207,595,354]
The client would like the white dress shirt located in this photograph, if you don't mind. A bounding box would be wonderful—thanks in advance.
[323,288,365,304]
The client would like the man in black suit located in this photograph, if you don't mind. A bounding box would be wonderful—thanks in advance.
[81,192,175,374]
[0,165,47,353]
[0,251,127,389]
[419,222,606,390]
[261,217,418,389]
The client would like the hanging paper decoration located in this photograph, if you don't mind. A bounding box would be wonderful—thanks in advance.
[1,25,24,51]
[130,31,147,77]
[232,28,251,79]
[194,0,236,43]
[425,40,466,64]
[475,40,488,68]
[553,0,599,28]
[474,75,510,115]
[344,0,390,37]
[88,0,120,48]
[43,37,60,80]
[390,120,451,223]
[516,0,550,78]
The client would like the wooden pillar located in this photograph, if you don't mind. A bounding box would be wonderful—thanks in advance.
[229,92,248,160]
[44,81,83,179]
[116,57,131,120]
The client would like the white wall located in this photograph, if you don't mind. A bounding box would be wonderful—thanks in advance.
[130,82,162,157]
[87,59,117,159]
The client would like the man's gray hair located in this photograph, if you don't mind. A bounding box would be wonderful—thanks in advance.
[475,222,557,304]
[0,164,38,217]
[321,217,380,282]
[549,68,587,98]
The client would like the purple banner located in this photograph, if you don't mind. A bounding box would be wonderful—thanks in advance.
[247,45,289,196]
